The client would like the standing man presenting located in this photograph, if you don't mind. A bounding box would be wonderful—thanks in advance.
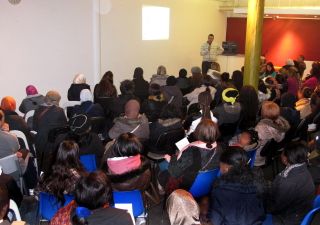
[200,34,223,74]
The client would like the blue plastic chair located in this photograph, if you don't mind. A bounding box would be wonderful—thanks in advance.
[113,190,145,217]
[39,192,74,221]
[80,154,97,172]
[313,195,320,208]
[189,169,220,198]
[247,150,257,168]
[262,214,273,225]
[300,207,320,225]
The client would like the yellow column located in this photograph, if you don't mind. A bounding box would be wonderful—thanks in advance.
[243,0,265,89]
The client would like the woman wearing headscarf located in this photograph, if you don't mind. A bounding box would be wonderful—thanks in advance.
[18,85,45,114]
[133,67,149,102]
[71,89,104,118]
[67,73,91,101]
[167,189,201,225]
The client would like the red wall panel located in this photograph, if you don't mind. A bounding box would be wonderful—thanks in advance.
[226,17,320,66]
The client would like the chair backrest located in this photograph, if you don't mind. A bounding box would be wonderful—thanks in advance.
[247,149,257,169]
[154,128,185,155]
[90,117,106,134]
[113,190,145,217]
[39,192,74,221]
[8,199,21,221]
[300,207,320,225]
[10,130,30,150]
[314,195,320,208]
[189,169,220,198]
[80,154,97,172]
[25,110,35,123]
[0,154,21,175]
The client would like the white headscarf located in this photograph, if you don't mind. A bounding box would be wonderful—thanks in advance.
[80,89,93,102]
[73,73,86,84]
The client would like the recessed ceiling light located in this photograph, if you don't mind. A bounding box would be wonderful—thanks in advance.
[276,15,279,18]
[266,14,269,16]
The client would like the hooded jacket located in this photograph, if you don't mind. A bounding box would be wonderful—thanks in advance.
[255,117,290,166]
[162,85,183,109]
[108,114,150,140]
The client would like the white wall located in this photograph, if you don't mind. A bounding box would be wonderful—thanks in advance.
[0,0,99,107]
[100,0,227,88]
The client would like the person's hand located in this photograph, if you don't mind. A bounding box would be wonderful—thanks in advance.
[16,152,23,158]
[164,154,171,162]
[2,123,9,132]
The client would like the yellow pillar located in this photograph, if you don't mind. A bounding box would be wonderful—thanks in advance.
[243,0,265,89]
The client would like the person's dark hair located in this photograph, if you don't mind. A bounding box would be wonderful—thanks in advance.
[120,80,135,95]
[280,92,296,109]
[72,172,112,225]
[194,119,219,148]
[179,69,187,78]
[203,75,214,87]
[166,76,177,86]
[190,73,203,88]
[242,128,259,145]
[311,61,320,79]
[40,140,84,204]
[111,133,142,157]
[221,72,230,82]
[208,34,214,38]
[149,83,161,96]
[239,85,259,128]
[160,104,181,119]
[300,55,305,61]
[0,185,9,220]
[220,146,249,171]
[258,79,268,94]
[133,67,144,80]
[231,70,243,91]
[310,90,320,113]
[97,71,117,97]
[198,88,212,119]
[283,141,308,165]
[275,73,286,85]
[302,87,313,98]
[265,62,275,75]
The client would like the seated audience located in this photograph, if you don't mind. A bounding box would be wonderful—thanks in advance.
[159,119,223,193]
[112,79,136,117]
[295,55,306,78]
[148,104,183,153]
[51,171,133,225]
[210,147,266,225]
[176,68,190,95]
[93,71,117,103]
[185,74,216,108]
[166,189,201,225]
[302,61,320,91]
[104,133,150,191]
[188,66,203,92]
[133,67,149,102]
[141,83,166,123]
[36,140,85,203]
[1,96,34,151]
[268,142,315,225]
[258,79,271,103]
[255,101,290,166]
[18,85,45,114]
[0,171,22,207]
[238,85,259,130]
[262,62,277,78]
[150,65,169,86]
[229,128,259,151]
[55,114,104,167]
[162,76,183,110]
[71,89,104,118]
[280,92,300,130]
[185,87,218,136]
[231,70,243,91]
[212,88,241,126]
[287,67,300,97]
[0,185,28,225]
[220,72,233,90]
[265,77,281,103]
[67,73,91,102]
[108,99,149,140]
[296,87,313,119]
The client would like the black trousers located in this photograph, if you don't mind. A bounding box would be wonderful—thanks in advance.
[202,61,212,75]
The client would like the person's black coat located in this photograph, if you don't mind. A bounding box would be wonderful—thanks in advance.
[0,173,23,207]
[71,101,104,118]
[133,78,149,103]
[4,110,35,152]
[268,164,315,225]
[141,99,166,123]
[67,83,91,101]
[210,179,265,225]
[111,94,136,118]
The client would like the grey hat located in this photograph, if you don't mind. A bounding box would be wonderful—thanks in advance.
[191,66,201,74]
